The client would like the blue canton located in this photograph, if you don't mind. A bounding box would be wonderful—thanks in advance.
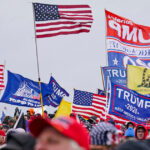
[33,3,60,21]
[73,90,93,106]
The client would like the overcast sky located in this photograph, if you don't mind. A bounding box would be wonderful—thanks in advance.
[1,0,150,115]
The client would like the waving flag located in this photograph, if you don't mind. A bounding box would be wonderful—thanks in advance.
[105,10,150,69]
[33,3,93,38]
[72,90,127,124]
[127,65,150,95]
[0,65,5,90]
[102,66,126,91]
[109,81,150,124]
[14,112,26,130]
[45,76,69,108]
[72,89,107,121]
[0,71,52,107]
[55,99,71,118]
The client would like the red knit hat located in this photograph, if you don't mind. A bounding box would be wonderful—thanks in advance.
[29,116,90,150]
[0,130,5,136]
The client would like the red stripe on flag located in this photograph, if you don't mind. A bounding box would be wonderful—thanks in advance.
[36,21,92,27]
[36,29,90,38]
[59,10,92,14]
[36,24,91,33]
[58,5,91,9]
[60,16,93,20]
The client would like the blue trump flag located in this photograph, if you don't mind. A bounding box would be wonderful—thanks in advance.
[44,76,69,107]
[108,81,150,124]
[0,71,52,107]
[102,66,126,91]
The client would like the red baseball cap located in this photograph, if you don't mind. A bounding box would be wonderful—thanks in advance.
[29,116,90,150]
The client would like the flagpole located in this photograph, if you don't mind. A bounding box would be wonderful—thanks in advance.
[100,66,105,94]
[105,76,110,120]
[32,3,44,118]
[13,111,23,129]
[104,9,108,66]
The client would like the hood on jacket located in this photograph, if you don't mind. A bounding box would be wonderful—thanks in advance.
[126,121,136,129]
[135,124,148,140]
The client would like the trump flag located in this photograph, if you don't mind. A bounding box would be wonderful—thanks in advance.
[105,10,150,69]
[102,66,126,91]
[108,81,150,124]
[0,71,52,107]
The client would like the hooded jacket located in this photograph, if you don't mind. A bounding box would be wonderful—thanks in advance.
[126,121,136,129]
[135,124,148,140]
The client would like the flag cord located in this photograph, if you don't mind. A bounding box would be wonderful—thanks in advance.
[32,3,44,118]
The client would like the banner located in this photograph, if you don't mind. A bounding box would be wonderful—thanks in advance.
[108,81,150,124]
[105,10,150,69]
[0,71,52,107]
[127,65,150,96]
[102,66,126,91]
[45,76,69,107]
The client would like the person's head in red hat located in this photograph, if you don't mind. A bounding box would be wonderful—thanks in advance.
[135,124,148,140]
[29,116,90,150]
[0,130,5,145]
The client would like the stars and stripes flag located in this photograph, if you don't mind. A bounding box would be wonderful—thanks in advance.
[72,89,107,121]
[72,89,128,124]
[0,65,5,90]
[33,3,93,38]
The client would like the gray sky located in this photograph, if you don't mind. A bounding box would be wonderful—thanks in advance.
[1,0,150,115]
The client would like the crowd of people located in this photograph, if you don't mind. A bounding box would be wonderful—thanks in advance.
[0,108,150,150]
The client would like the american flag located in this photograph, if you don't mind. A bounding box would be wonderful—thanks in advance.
[72,89,128,124]
[0,65,5,90]
[72,89,107,121]
[33,3,93,38]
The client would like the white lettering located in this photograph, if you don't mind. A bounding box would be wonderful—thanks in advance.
[130,95,136,104]
[124,91,130,102]
[138,29,150,44]
[108,20,150,44]
[112,70,119,77]
[116,88,123,98]
[122,25,137,42]
[109,20,121,37]
[145,101,150,109]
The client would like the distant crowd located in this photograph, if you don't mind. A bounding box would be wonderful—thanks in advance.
[0,108,150,150]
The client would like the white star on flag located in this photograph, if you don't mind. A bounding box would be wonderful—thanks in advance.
[113,58,118,65]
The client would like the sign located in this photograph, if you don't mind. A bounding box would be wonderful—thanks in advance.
[102,66,126,91]
[106,10,150,69]
[108,81,150,124]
